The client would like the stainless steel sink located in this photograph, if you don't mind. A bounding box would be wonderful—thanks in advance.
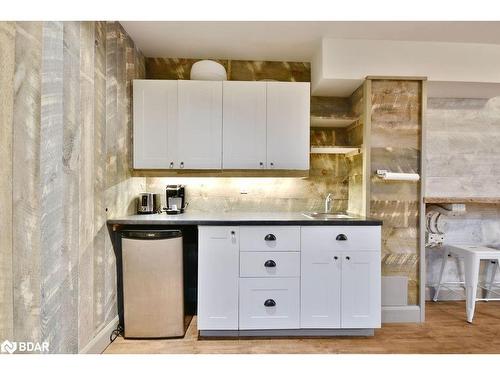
[302,212,353,220]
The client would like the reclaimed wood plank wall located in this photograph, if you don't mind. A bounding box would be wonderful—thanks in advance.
[369,79,422,305]
[425,97,500,299]
[0,21,16,343]
[0,21,145,353]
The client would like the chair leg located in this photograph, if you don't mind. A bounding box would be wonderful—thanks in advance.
[433,248,450,302]
[486,261,498,300]
[455,255,464,288]
[464,254,480,323]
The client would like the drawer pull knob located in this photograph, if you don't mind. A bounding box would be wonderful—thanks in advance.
[264,299,276,307]
[264,260,276,268]
[264,234,276,241]
[333,256,338,260]
[346,256,351,260]
[336,234,348,241]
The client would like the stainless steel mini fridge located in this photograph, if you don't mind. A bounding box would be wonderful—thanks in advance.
[122,230,184,338]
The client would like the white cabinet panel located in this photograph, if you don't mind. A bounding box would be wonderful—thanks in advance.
[240,251,300,278]
[133,80,177,169]
[239,278,300,330]
[223,81,267,169]
[300,249,341,328]
[341,251,381,328]
[177,80,222,169]
[198,226,239,330]
[300,226,381,252]
[301,226,381,330]
[240,226,300,252]
[266,82,310,170]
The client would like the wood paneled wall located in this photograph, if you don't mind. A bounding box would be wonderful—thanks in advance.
[0,21,145,353]
[425,97,500,299]
[146,58,310,82]
[368,79,423,305]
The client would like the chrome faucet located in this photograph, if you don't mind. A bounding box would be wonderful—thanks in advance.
[324,193,333,213]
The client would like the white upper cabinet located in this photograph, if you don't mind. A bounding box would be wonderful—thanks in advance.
[133,80,310,170]
[133,80,177,169]
[266,82,310,170]
[177,80,223,169]
[222,81,267,169]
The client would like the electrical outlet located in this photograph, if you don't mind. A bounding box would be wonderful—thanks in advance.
[427,232,445,246]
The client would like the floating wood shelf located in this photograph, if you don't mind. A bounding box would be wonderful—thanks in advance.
[310,116,359,128]
[310,146,361,157]
[424,197,500,204]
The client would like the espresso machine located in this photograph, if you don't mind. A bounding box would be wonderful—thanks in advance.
[166,185,186,214]
[137,193,161,214]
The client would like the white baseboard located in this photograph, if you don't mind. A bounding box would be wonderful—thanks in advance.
[382,305,421,323]
[79,316,119,354]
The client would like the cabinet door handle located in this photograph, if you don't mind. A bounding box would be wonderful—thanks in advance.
[345,256,351,260]
[264,234,276,241]
[264,260,276,268]
[180,161,184,169]
[169,162,174,169]
[264,299,276,307]
[336,234,348,241]
[230,230,236,239]
[270,162,274,168]
[333,256,338,260]
[259,162,264,168]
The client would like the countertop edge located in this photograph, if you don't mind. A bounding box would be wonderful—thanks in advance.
[106,219,383,226]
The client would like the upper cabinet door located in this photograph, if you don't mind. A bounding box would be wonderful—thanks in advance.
[222,81,267,169]
[133,80,177,169]
[177,80,223,169]
[266,82,310,170]
[341,251,381,329]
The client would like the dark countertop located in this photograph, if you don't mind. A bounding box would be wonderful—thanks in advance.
[107,211,382,226]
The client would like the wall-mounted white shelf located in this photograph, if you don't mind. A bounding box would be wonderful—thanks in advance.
[310,116,359,128]
[310,146,361,157]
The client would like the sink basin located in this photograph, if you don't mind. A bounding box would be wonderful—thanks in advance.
[302,212,353,220]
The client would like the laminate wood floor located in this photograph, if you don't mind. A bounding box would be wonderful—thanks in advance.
[104,302,500,354]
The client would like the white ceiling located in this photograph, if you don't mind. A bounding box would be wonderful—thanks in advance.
[120,21,500,61]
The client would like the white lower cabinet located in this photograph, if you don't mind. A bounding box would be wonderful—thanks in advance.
[240,251,300,278]
[300,227,381,329]
[300,249,342,328]
[239,278,300,330]
[198,225,381,333]
[198,226,239,330]
[341,251,381,328]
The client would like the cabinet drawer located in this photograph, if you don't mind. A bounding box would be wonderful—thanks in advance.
[240,252,300,278]
[239,278,300,329]
[301,226,381,252]
[240,226,300,252]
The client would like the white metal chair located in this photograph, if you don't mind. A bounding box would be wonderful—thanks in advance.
[433,244,500,323]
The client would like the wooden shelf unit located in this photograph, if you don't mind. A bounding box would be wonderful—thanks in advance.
[310,116,360,128]
[424,197,500,204]
[310,145,361,157]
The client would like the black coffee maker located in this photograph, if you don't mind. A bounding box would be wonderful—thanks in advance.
[166,185,186,214]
